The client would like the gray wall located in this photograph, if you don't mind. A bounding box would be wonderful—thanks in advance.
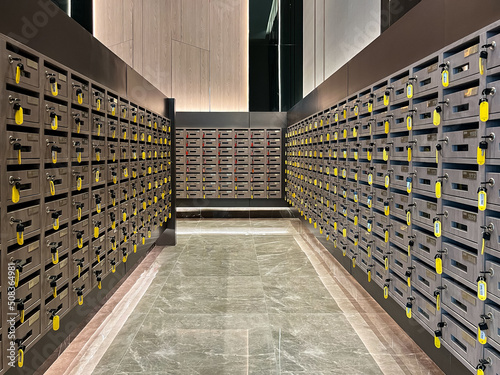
[303,0,381,97]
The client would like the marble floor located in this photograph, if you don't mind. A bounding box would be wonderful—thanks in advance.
[47,218,443,375]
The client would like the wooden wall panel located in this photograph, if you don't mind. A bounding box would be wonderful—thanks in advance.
[93,0,248,111]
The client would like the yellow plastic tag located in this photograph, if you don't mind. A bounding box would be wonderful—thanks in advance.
[383,148,389,161]
[20,309,25,323]
[407,276,411,288]
[478,327,487,345]
[367,150,371,161]
[78,92,83,104]
[477,146,486,165]
[142,236,146,245]
[433,109,441,126]
[15,106,23,125]
[77,237,83,249]
[368,173,373,185]
[384,120,389,134]
[406,115,412,130]
[480,100,489,122]
[52,250,59,265]
[441,69,449,87]
[111,221,116,229]
[343,129,347,139]
[96,99,101,111]
[368,270,371,282]
[352,257,356,268]
[78,295,84,306]
[77,177,82,191]
[368,102,373,113]
[98,280,102,289]
[407,83,413,99]
[384,204,390,216]
[94,226,99,238]
[434,220,441,238]
[367,245,371,258]
[477,368,484,375]
[52,315,60,331]
[53,217,59,230]
[15,65,21,84]
[435,181,441,198]
[383,285,389,299]
[384,175,390,188]
[478,279,487,301]
[78,265,81,278]
[384,230,389,243]
[343,109,347,119]
[51,115,58,130]
[406,306,412,319]
[12,184,20,203]
[434,336,441,349]
[436,293,440,311]
[384,257,389,270]
[407,211,411,226]
[17,231,24,245]
[480,57,485,76]
[342,228,347,237]
[384,93,389,106]
[51,81,59,96]
[478,190,487,211]
[18,348,24,368]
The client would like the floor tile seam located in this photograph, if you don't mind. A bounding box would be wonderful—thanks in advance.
[250,230,281,375]
[293,233,409,375]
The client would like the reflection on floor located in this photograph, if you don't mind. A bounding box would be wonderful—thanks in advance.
[47,219,443,375]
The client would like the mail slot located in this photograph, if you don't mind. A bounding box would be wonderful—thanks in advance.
[252,191,267,198]
[6,129,40,165]
[235,156,249,165]
[186,139,201,148]
[119,141,130,160]
[444,86,480,122]
[71,78,89,106]
[412,228,439,264]
[71,137,90,163]
[268,165,280,174]
[8,89,41,126]
[6,46,40,88]
[441,126,478,160]
[441,315,481,368]
[251,148,265,157]
[413,259,440,299]
[251,139,266,148]
[412,197,439,230]
[185,174,199,183]
[442,241,478,287]
[412,60,439,96]
[234,166,250,175]
[203,181,217,191]
[45,198,69,231]
[176,129,185,138]
[218,191,234,198]
[219,156,233,165]
[71,192,90,220]
[442,205,479,246]
[441,167,478,202]
[185,130,201,139]
[267,139,281,147]
[391,134,410,161]
[201,129,217,138]
[391,164,410,190]
[412,290,440,333]
[44,225,69,264]
[91,86,105,112]
[203,148,217,156]
[251,182,265,191]
[9,239,41,284]
[14,267,41,315]
[202,191,218,199]
[442,279,482,326]
[44,135,69,164]
[202,139,217,148]
[7,204,41,245]
[445,41,480,83]
[372,260,389,289]
[107,95,118,116]
[91,114,105,137]
[45,64,68,98]
[7,169,40,203]
[217,130,233,139]
[235,182,249,191]
[14,303,41,350]
[235,139,249,148]
[250,130,265,138]
[413,166,438,194]
[391,72,410,102]
[390,191,409,221]
[390,219,410,248]
[412,98,438,130]
[44,284,70,329]
[44,254,69,298]
[267,156,280,165]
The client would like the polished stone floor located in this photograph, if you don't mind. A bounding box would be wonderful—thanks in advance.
[47,218,443,375]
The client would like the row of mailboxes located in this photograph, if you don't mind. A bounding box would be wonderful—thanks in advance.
[176,129,281,139]
[1,34,173,370]
[288,20,500,374]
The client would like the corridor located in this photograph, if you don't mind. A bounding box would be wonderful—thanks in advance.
[47,218,442,375]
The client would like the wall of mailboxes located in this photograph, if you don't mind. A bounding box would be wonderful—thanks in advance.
[0,35,172,372]
[285,21,500,374]
[176,128,282,199]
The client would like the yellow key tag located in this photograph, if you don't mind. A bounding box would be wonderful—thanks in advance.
[434,335,441,349]
[343,129,347,138]
[384,120,389,134]
[352,257,356,268]
[383,148,389,161]
[383,285,389,299]
[436,293,440,311]
[111,221,116,229]
[367,245,371,258]
[407,83,413,99]
[77,237,83,249]
[77,207,82,221]
[15,105,24,125]
[12,184,20,203]
[478,190,487,211]
[384,204,390,216]
[94,226,99,238]
[53,217,59,230]
[384,93,389,106]
[96,99,101,111]
[98,280,102,289]
[17,231,24,245]
[480,56,486,76]
[51,115,58,130]
[477,146,486,165]
[368,270,371,282]
[343,109,347,119]
[123,255,128,263]
[52,250,59,265]
[51,81,59,96]
[368,102,373,113]
[478,326,487,345]
[384,175,390,188]
[77,177,82,191]
[52,315,60,331]
[477,368,484,375]
[78,295,84,306]
[434,180,441,198]
[142,236,146,245]
[407,146,412,162]
[406,306,412,319]
[407,276,411,288]
[368,173,373,185]
[78,92,83,104]
[96,152,100,162]
[407,211,411,226]
[367,150,372,161]
[334,222,337,231]
[480,100,489,122]
[478,279,487,301]
[433,109,441,126]
[441,69,449,87]
[15,65,21,84]
[384,230,389,243]
[123,131,127,140]
[342,228,347,237]
[434,219,441,238]
[406,115,412,130]
[384,257,389,270]
[18,348,24,368]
